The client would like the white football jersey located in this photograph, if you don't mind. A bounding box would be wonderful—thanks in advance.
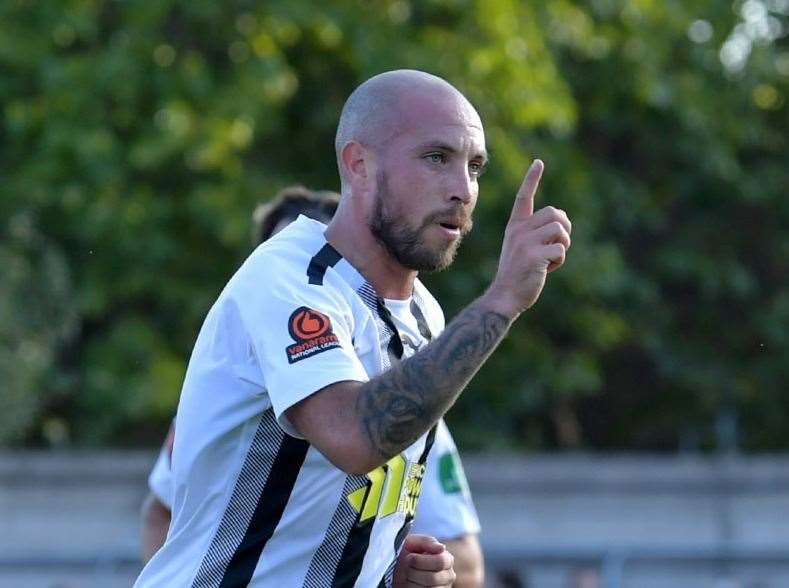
[135,216,454,588]
[148,420,480,542]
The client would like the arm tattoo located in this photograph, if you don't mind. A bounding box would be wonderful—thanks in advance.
[356,300,511,460]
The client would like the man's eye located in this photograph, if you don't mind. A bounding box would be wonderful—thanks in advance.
[469,162,485,176]
[427,153,445,164]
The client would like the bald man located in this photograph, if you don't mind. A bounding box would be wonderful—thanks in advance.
[134,70,571,588]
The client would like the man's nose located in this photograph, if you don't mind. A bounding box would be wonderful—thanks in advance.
[448,167,475,205]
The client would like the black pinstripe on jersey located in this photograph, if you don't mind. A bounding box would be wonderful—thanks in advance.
[191,410,309,588]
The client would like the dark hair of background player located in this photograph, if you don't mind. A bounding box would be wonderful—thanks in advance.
[252,185,340,245]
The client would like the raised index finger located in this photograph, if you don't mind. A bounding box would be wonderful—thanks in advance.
[510,159,544,220]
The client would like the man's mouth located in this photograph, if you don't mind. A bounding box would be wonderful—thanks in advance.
[437,215,471,234]
[426,209,471,240]
[435,220,463,239]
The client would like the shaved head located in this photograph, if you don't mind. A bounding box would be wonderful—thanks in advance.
[335,70,480,189]
[327,69,487,282]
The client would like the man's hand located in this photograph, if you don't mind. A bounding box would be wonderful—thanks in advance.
[488,159,572,317]
[393,534,456,587]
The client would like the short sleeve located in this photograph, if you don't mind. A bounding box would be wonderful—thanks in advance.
[240,261,369,436]
[148,423,175,508]
[148,448,174,509]
[411,420,481,539]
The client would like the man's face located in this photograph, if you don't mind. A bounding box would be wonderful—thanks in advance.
[367,91,487,272]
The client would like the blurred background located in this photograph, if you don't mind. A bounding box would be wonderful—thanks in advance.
[1,0,787,586]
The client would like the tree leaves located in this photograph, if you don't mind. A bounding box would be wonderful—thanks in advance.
[1,0,786,449]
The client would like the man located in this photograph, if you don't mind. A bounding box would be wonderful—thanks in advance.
[141,186,484,585]
[135,69,571,587]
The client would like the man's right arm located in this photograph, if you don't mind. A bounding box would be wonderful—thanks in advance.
[287,160,571,474]
[287,294,513,474]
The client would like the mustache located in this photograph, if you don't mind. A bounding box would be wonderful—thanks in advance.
[424,209,474,235]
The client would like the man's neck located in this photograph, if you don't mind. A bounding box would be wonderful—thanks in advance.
[325,214,417,300]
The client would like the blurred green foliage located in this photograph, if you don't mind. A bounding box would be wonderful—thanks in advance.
[1,0,786,450]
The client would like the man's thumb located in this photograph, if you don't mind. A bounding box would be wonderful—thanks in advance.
[402,534,445,555]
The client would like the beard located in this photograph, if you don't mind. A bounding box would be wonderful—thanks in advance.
[369,172,471,272]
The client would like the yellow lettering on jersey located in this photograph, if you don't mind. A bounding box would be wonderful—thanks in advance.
[347,486,367,513]
[361,466,386,522]
[347,454,409,522]
[380,454,406,517]
[399,462,425,518]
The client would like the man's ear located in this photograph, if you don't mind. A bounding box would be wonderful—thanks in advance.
[341,141,375,188]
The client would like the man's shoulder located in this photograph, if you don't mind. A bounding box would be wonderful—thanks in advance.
[254,219,324,270]
[232,220,327,292]
[224,221,363,320]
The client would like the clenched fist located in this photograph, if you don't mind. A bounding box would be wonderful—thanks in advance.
[487,159,572,317]
[392,534,456,588]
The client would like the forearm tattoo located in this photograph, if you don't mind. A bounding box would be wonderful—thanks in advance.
[356,301,511,459]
